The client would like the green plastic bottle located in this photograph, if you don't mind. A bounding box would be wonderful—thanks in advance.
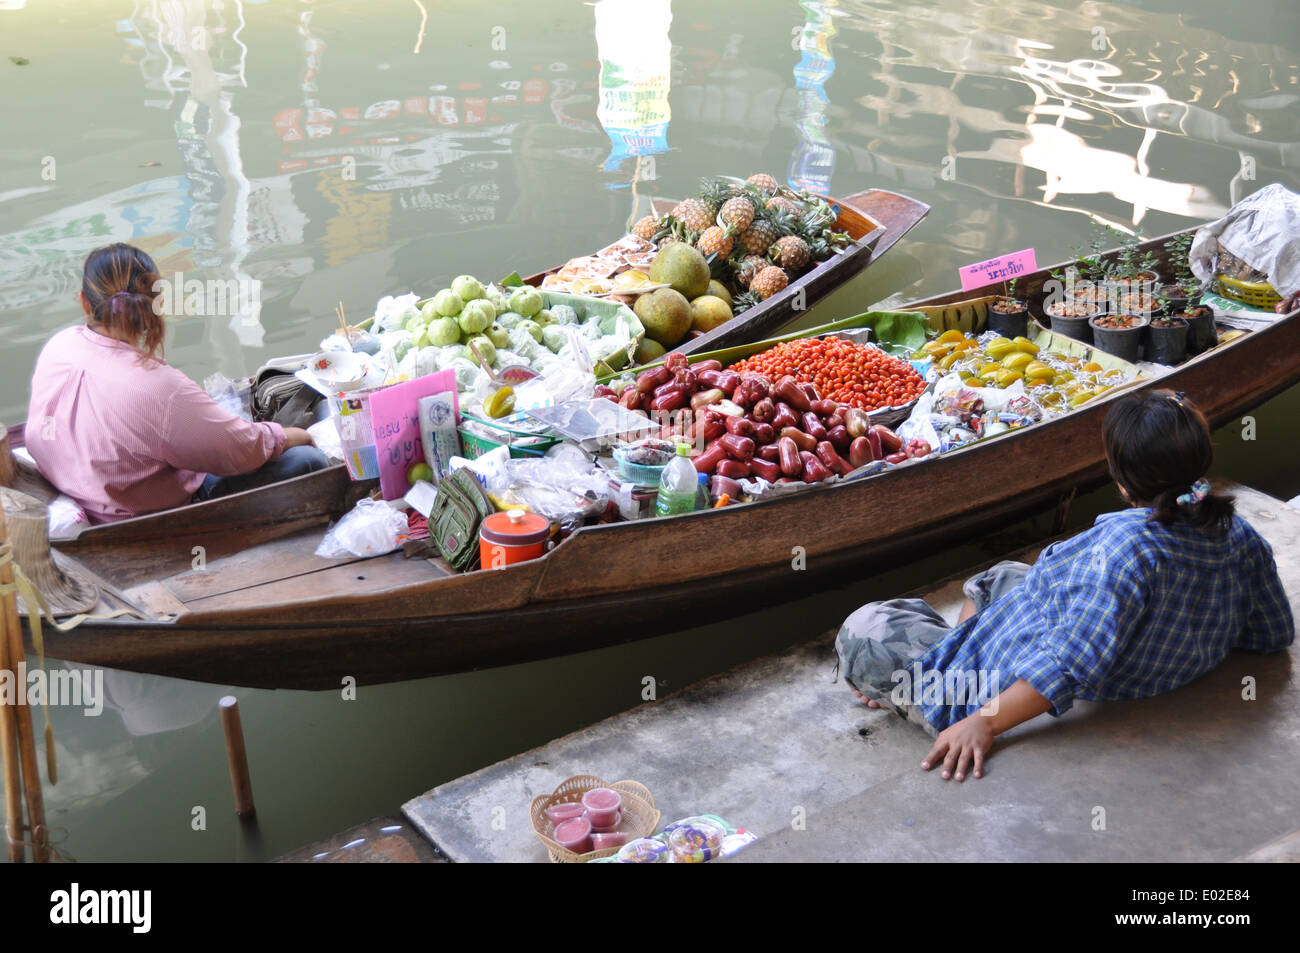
[654,443,699,517]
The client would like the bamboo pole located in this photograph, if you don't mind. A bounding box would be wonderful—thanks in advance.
[219,696,256,817]
[0,499,49,861]
[0,422,14,488]
[0,639,24,863]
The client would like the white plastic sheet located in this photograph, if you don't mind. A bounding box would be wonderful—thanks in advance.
[1190,183,1300,298]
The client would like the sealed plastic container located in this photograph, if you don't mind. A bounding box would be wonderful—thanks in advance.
[616,838,668,864]
[581,787,623,828]
[553,816,592,855]
[479,508,549,568]
[544,801,587,826]
[667,816,727,863]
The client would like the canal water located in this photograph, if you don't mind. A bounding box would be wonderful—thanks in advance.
[1,0,1297,860]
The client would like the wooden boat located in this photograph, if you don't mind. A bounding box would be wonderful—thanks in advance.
[523,189,932,355]
[8,227,1300,690]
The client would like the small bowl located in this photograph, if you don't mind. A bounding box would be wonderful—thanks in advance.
[309,350,369,391]
[612,441,674,486]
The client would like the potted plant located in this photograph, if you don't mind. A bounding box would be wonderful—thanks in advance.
[1174,300,1217,356]
[1158,232,1200,314]
[1145,292,1189,365]
[1115,290,1162,318]
[1046,296,1102,344]
[1102,223,1161,301]
[989,278,1030,337]
[1089,311,1149,363]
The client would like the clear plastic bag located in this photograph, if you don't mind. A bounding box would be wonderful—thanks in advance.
[498,445,609,523]
[314,498,410,558]
[203,372,253,421]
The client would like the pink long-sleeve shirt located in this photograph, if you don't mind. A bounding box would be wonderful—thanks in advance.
[26,326,286,524]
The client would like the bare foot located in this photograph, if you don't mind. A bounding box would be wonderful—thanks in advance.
[851,688,883,709]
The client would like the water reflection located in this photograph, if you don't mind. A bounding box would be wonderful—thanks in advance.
[837,0,1296,227]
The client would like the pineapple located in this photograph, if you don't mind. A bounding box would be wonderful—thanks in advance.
[719,195,757,232]
[738,218,780,256]
[732,289,761,314]
[747,173,779,194]
[696,225,734,258]
[631,215,660,241]
[735,254,769,289]
[770,235,811,271]
[698,177,737,210]
[672,198,716,233]
[766,195,801,217]
[751,265,789,300]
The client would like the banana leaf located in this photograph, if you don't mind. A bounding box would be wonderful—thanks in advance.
[605,309,929,380]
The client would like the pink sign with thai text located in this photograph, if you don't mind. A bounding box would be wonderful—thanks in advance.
[958,248,1038,292]
[368,370,459,501]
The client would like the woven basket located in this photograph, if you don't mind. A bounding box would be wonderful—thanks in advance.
[530,775,660,863]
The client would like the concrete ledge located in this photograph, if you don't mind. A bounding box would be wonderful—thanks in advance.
[402,484,1299,863]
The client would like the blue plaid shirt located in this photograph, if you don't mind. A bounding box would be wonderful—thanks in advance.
[917,509,1294,731]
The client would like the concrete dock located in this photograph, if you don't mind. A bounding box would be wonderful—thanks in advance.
[402,483,1300,862]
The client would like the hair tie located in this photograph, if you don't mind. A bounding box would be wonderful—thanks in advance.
[109,290,132,314]
[1177,478,1210,507]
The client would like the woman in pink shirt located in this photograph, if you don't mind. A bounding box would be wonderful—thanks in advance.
[26,243,328,524]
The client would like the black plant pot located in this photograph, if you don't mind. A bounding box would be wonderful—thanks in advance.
[1182,307,1218,356]
[1145,319,1189,365]
[1089,314,1149,363]
[1045,305,1098,344]
[988,300,1030,338]
[1159,284,1199,317]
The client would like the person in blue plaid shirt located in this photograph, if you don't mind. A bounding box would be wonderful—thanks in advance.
[835,389,1294,782]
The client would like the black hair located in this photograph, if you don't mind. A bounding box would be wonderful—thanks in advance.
[1103,389,1234,533]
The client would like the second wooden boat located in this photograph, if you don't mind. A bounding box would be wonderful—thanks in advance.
[8,225,1299,689]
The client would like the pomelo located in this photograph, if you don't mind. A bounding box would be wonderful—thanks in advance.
[689,295,733,333]
[634,287,692,347]
[649,243,710,300]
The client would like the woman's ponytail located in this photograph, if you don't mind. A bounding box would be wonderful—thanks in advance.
[82,243,165,361]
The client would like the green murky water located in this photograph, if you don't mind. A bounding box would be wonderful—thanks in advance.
[1,0,1297,860]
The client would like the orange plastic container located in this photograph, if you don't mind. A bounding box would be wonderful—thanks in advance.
[479,508,549,568]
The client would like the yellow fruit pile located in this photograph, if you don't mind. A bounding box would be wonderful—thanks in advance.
[916,330,1132,412]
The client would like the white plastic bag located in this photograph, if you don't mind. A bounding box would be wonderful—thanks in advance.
[315,498,409,558]
[48,494,89,540]
[307,417,343,462]
[1190,183,1300,298]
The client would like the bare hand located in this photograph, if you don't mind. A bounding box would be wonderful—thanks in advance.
[283,426,315,449]
[921,713,995,781]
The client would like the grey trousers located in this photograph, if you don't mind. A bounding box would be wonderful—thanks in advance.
[834,561,1031,737]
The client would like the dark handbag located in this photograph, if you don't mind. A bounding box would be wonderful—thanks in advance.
[429,469,494,571]
[251,367,323,429]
